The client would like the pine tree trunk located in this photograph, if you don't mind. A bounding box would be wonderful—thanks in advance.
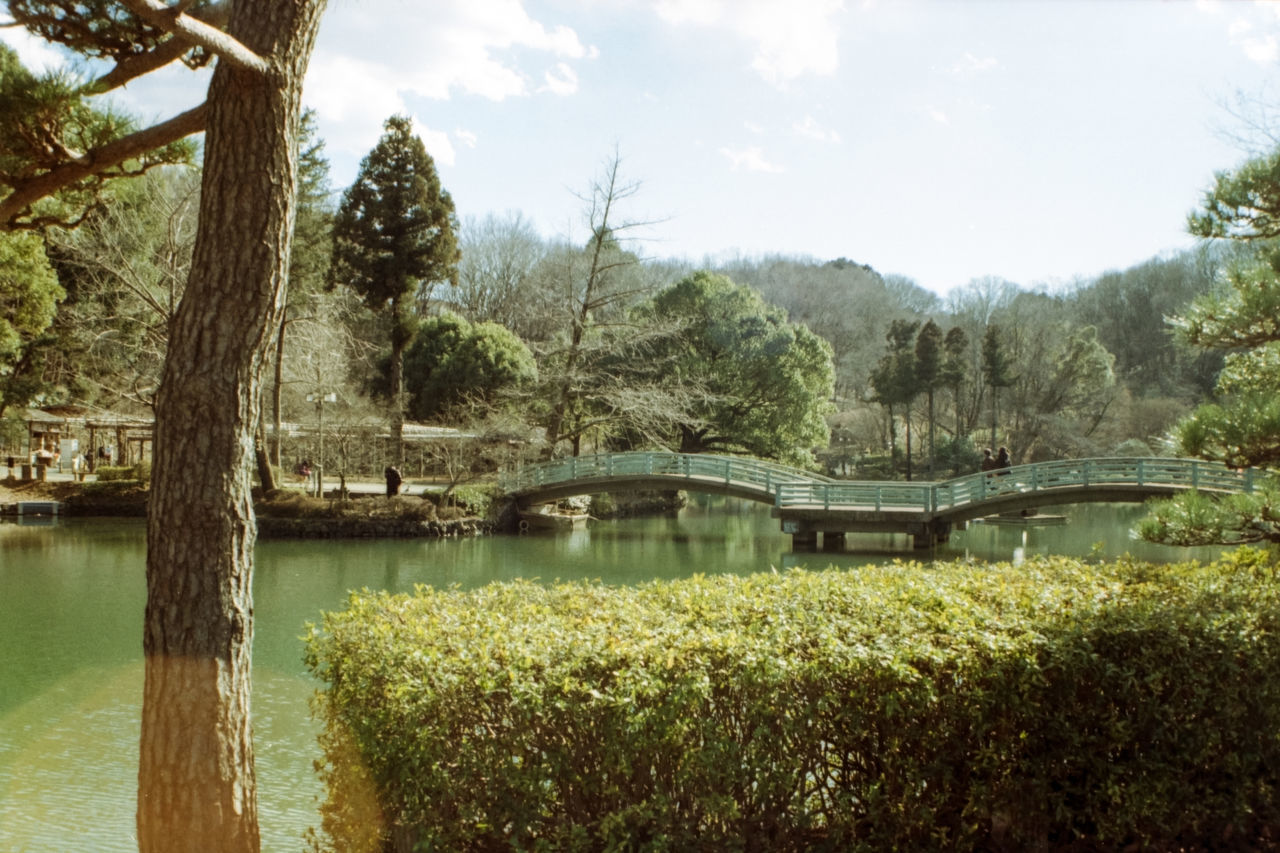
[138,2,325,850]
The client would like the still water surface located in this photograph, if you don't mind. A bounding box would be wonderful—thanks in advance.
[0,497,1226,851]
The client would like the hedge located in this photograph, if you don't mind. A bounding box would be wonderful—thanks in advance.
[304,549,1280,852]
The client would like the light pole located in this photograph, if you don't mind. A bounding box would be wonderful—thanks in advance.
[306,391,336,497]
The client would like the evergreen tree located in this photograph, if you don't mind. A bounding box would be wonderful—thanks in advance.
[332,115,458,463]
[915,320,943,479]
[0,230,63,416]
[404,312,537,421]
[982,323,1014,447]
[870,319,919,478]
[941,325,969,439]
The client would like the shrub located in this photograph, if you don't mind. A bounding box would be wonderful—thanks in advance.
[257,492,437,522]
[306,549,1280,852]
[94,461,151,483]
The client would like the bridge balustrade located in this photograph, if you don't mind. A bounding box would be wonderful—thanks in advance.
[773,457,1257,513]
[502,451,831,498]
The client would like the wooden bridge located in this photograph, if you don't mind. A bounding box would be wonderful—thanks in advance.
[502,452,1261,549]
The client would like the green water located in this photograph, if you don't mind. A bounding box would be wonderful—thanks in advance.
[0,497,1226,851]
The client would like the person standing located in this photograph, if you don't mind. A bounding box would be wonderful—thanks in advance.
[384,464,403,497]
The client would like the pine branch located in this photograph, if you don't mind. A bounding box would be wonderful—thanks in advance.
[117,0,269,74]
[0,103,206,230]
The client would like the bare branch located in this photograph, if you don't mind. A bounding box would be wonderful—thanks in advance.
[117,0,270,74]
[0,102,206,230]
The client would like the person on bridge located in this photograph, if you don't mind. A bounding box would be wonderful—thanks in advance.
[981,448,996,473]
[995,446,1011,473]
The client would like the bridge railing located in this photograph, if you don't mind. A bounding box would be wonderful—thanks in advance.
[502,451,832,498]
[775,457,1258,513]
[503,453,1260,512]
[773,481,936,512]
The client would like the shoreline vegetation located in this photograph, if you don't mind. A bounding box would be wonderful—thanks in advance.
[0,475,684,538]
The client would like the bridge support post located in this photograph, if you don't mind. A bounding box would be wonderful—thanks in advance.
[822,531,846,551]
[791,530,818,551]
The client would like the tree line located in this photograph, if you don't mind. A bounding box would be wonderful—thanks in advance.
[0,94,1237,485]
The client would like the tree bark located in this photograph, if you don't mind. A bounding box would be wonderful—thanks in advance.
[138,2,325,851]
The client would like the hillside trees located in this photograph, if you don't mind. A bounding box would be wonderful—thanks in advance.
[332,115,458,464]
[1,2,329,850]
[451,212,550,338]
[1071,252,1222,398]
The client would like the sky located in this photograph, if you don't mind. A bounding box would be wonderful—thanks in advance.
[5,0,1280,295]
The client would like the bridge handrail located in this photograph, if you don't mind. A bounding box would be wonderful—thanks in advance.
[502,451,832,497]
[502,453,1261,513]
[774,457,1259,513]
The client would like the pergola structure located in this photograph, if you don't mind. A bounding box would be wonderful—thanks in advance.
[17,407,154,471]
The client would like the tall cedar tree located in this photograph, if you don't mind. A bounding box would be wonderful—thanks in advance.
[1,2,328,850]
[331,115,459,464]
[870,319,918,477]
[915,319,943,479]
[941,325,969,439]
[982,323,1014,448]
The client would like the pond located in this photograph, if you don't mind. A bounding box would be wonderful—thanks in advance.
[0,497,1227,851]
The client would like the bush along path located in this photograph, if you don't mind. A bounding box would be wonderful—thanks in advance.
[306,548,1280,853]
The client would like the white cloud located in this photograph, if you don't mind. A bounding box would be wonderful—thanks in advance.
[719,145,784,173]
[794,115,841,143]
[542,62,579,96]
[306,0,594,161]
[455,128,478,149]
[653,0,842,84]
[950,52,998,75]
[1216,7,1280,64]
[0,26,69,73]
[744,120,765,134]
[927,106,949,125]
[410,120,457,167]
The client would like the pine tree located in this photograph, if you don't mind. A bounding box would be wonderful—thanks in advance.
[332,115,459,464]
[1139,145,1280,546]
